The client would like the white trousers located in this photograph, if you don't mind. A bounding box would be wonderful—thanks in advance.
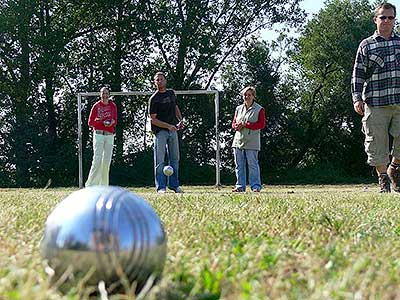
[85,133,114,186]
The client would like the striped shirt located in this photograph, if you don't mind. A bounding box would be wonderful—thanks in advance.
[351,31,400,106]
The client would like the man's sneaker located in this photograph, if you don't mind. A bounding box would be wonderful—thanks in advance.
[157,188,166,193]
[232,187,245,192]
[252,188,261,192]
[378,173,391,193]
[388,165,400,192]
[174,186,184,193]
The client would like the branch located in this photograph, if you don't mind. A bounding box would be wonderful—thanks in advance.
[0,57,18,83]
[144,0,173,73]
[66,14,130,45]
[68,23,111,41]
[185,60,203,88]
[205,0,289,89]
[61,74,75,94]
[205,12,258,89]
[205,41,238,89]
[177,0,186,25]
[214,0,241,40]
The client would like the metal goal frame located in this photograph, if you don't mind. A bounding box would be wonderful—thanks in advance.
[77,90,220,188]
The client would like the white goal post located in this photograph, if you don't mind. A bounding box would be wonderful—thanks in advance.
[77,90,220,188]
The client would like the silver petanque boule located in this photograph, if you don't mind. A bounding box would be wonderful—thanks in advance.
[41,186,167,294]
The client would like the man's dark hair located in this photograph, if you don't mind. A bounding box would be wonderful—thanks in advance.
[375,2,396,17]
[154,72,167,80]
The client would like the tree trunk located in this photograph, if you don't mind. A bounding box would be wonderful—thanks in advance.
[111,7,124,166]
[14,0,33,186]
[45,72,58,143]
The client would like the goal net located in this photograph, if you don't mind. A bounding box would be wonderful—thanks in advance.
[77,90,220,188]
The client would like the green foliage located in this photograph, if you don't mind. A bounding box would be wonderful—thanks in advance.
[269,161,374,185]
[143,0,304,89]
[0,0,306,187]
[0,0,385,186]
[282,0,375,174]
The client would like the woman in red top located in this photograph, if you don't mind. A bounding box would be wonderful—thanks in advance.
[85,87,118,186]
[231,86,266,192]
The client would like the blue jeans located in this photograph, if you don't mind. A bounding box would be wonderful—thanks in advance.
[154,130,180,191]
[233,148,261,191]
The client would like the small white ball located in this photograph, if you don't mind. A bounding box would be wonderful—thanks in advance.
[163,165,174,176]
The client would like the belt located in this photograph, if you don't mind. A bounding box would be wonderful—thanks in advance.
[95,130,114,136]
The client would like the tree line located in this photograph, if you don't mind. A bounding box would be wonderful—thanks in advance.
[0,0,380,187]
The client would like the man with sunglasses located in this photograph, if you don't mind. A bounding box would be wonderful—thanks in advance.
[352,2,400,193]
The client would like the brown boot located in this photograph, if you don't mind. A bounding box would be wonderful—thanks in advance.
[378,173,391,193]
[388,165,400,192]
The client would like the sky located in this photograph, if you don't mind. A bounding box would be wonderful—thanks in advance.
[261,0,400,42]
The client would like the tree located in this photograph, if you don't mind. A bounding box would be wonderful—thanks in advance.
[286,0,375,175]
[0,0,36,186]
[143,0,305,89]
[0,0,326,186]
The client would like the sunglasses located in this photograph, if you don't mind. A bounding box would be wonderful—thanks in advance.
[378,15,395,20]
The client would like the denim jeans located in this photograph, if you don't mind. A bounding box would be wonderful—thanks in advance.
[154,130,180,191]
[86,133,114,186]
[233,148,261,191]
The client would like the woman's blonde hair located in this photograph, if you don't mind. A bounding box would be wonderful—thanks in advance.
[241,86,256,97]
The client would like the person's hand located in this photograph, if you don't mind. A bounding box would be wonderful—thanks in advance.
[235,122,245,131]
[104,120,112,127]
[176,120,184,130]
[168,124,178,131]
[354,100,364,116]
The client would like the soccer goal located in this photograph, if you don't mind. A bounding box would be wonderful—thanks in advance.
[77,90,220,188]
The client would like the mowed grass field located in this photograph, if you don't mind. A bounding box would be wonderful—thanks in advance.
[1,185,400,300]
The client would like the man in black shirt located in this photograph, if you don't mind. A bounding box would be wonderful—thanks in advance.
[149,72,183,193]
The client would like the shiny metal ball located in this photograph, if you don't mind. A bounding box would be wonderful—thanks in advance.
[41,186,167,293]
[163,165,174,176]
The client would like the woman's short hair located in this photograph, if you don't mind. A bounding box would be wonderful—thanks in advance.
[241,86,256,97]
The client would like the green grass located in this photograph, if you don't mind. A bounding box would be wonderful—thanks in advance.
[1,185,400,300]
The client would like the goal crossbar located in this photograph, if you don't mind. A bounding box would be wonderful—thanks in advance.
[77,90,220,188]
